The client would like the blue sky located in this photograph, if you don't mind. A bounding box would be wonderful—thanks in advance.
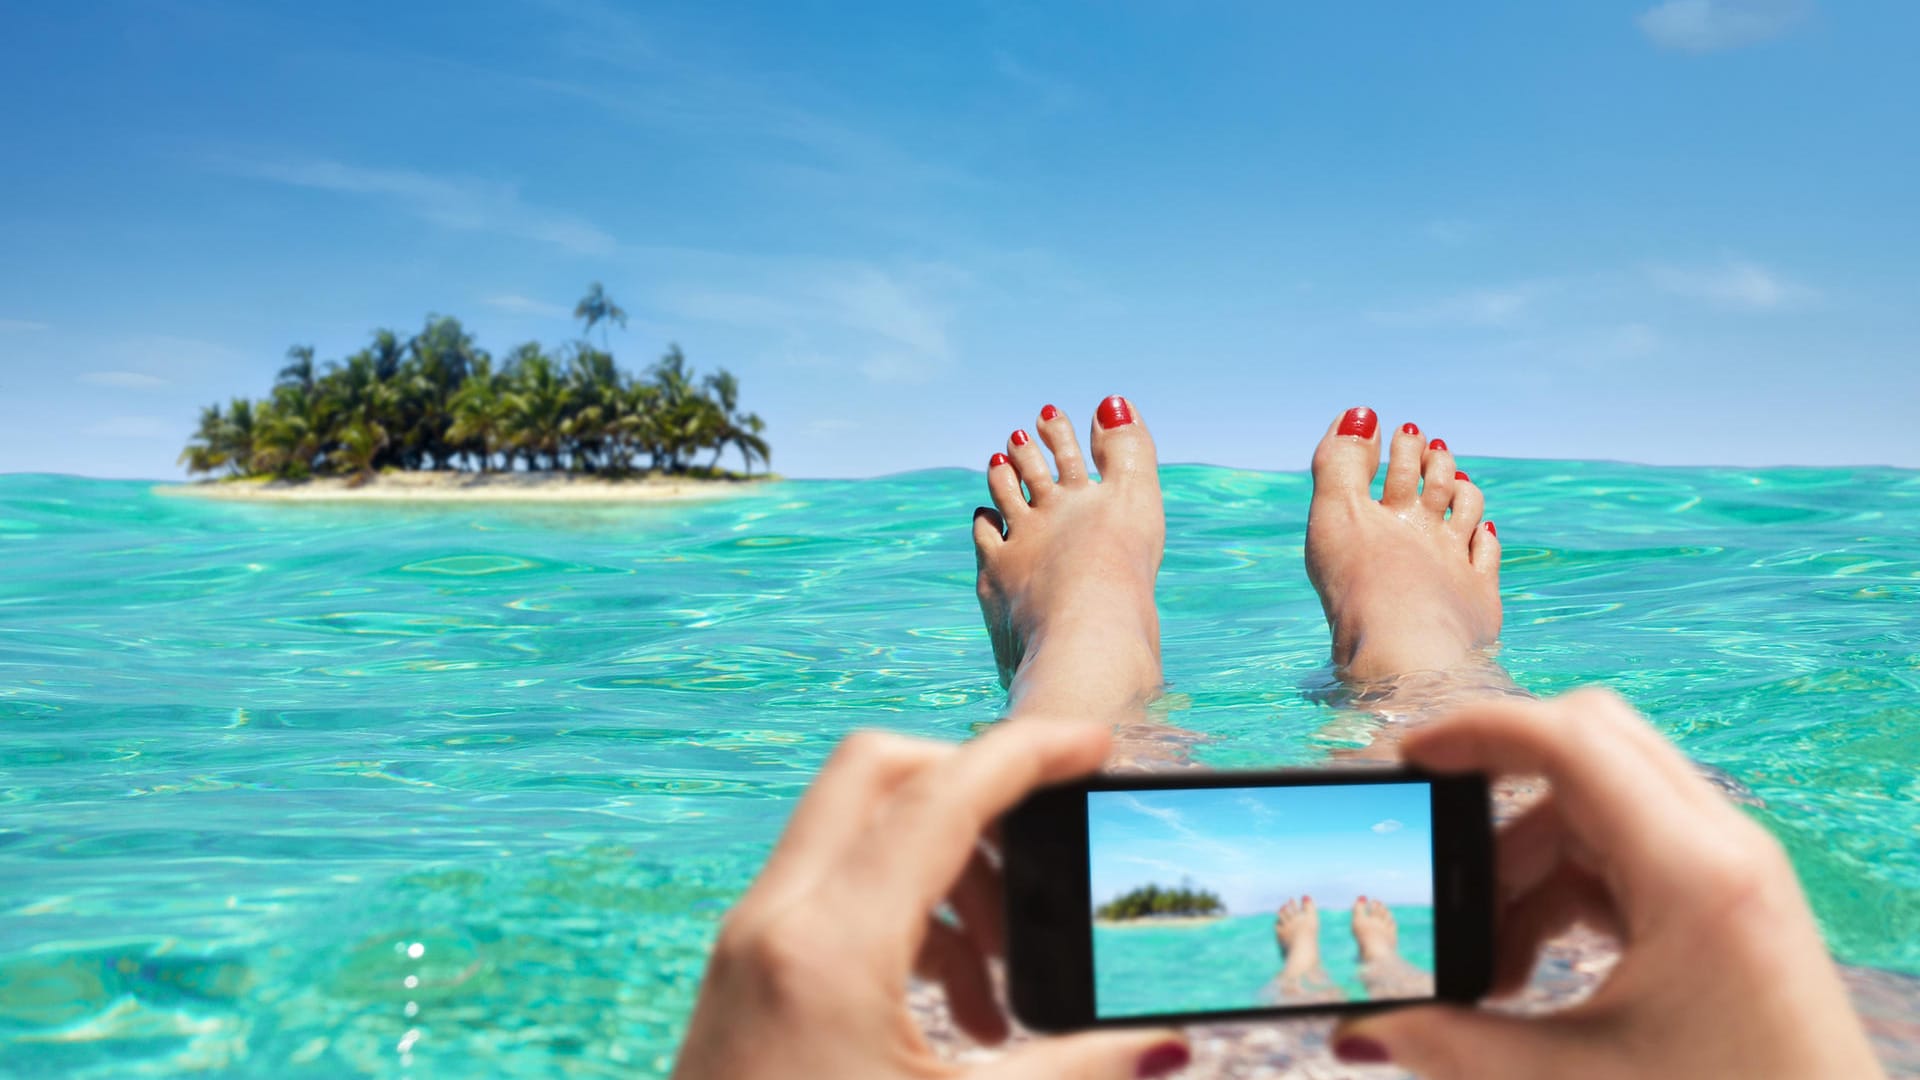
[1088,783,1434,913]
[2,1,1916,479]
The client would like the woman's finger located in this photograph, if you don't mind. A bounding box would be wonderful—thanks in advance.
[1398,696,1710,921]
[750,731,950,906]
[914,917,1009,1045]
[856,717,1110,918]
[1490,861,1620,996]
[947,843,1006,959]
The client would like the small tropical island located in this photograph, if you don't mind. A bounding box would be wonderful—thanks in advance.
[1095,883,1227,925]
[169,283,772,503]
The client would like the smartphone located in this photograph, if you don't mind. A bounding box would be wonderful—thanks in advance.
[1001,767,1492,1030]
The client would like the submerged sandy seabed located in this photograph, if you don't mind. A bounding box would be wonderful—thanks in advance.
[156,471,775,504]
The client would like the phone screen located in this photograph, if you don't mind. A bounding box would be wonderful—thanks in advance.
[1086,780,1437,1019]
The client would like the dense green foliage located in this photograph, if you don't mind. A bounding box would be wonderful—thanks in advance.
[1094,883,1226,920]
[180,284,768,481]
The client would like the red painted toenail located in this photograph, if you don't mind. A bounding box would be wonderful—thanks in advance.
[1485,521,1497,536]
[1338,407,1377,438]
[1011,429,1030,447]
[1039,404,1060,421]
[1429,438,1448,452]
[989,453,1010,468]
[1455,470,1469,482]
[1401,422,1419,436]
[1096,395,1135,429]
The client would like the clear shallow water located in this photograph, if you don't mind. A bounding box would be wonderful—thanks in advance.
[0,462,1916,1076]
[1093,907,1434,1018]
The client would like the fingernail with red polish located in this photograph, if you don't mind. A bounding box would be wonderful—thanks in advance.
[1429,438,1448,452]
[1097,395,1135,429]
[1136,1041,1191,1078]
[1011,429,1030,447]
[989,453,1009,468]
[1455,470,1469,482]
[1332,1036,1391,1064]
[1485,521,1497,536]
[1040,403,1060,421]
[1338,407,1377,438]
[1400,422,1419,436]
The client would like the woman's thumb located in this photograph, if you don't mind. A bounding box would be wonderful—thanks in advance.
[1333,1005,1564,1079]
[979,1029,1192,1080]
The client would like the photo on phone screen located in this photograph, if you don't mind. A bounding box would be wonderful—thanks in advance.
[1002,767,1491,1030]
[1088,782,1434,1018]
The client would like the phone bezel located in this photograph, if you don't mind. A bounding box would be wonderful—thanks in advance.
[1003,766,1493,1031]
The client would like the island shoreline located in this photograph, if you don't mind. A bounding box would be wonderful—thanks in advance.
[156,471,778,505]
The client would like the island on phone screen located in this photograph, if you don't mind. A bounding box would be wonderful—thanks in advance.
[1087,782,1437,1019]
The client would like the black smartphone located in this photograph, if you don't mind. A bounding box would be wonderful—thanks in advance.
[1001,767,1493,1030]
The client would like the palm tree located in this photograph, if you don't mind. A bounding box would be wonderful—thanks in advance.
[277,346,316,393]
[501,347,571,471]
[701,368,770,475]
[252,383,324,478]
[564,346,623,472]
[179,403,230,475]
[447,356,508,472]
[573,282,627,349]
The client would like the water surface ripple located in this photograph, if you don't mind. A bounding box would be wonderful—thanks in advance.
[1,463,1916,1075]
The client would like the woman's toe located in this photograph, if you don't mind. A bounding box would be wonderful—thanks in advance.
[1418,438,1457,517]
[1380,421,1425,509]
[1035,403,1089,486]
[1310,407,1382,502]
[986,453,1028,520]
[972,506,1006,560]
[1006,428,1054,502]
[1447,472,1484,539]
[1088,395,1157,484]
[1469,519,1502,574]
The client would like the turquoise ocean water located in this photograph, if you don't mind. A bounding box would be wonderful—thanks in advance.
[1094,907,1434,1018]
[1,462,1917,1076]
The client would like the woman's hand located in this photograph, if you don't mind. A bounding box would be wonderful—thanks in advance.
[1334,688,1883,1079]
[671,718,1191,1080]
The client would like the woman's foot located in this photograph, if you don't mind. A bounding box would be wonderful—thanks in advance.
[1351,895,1435,999]
[1274,896,1324,982]
[1269,896,1343,1003]
[973,396,1165,726]
[1306,408,1503,682]
[1350,895,1400,965]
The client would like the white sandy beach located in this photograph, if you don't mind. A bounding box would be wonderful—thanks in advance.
[157,471,774,504]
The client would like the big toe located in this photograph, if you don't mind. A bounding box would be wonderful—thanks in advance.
[1087,395,1158,485]
[1311,406,1382,501]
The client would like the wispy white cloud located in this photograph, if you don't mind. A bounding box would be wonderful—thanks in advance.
[1637,0,1809,53]
[1119,795,1188,830]
[659,261,955,384]
[994,50,1084,112]
[1645,259,1810,309]
[1234,792,1277,821]
[484,294,571,318]
[0,318,50,333]
[79,371,168,389]
[212,157,616,256]
[1371,819,1405,835]
[1371,283,1547,328]
[1421,219,1479,245]
[83,416,175,439]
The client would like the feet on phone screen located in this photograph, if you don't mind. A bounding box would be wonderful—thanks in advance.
[1306,408,1503,681]
[973,397,1165,726]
